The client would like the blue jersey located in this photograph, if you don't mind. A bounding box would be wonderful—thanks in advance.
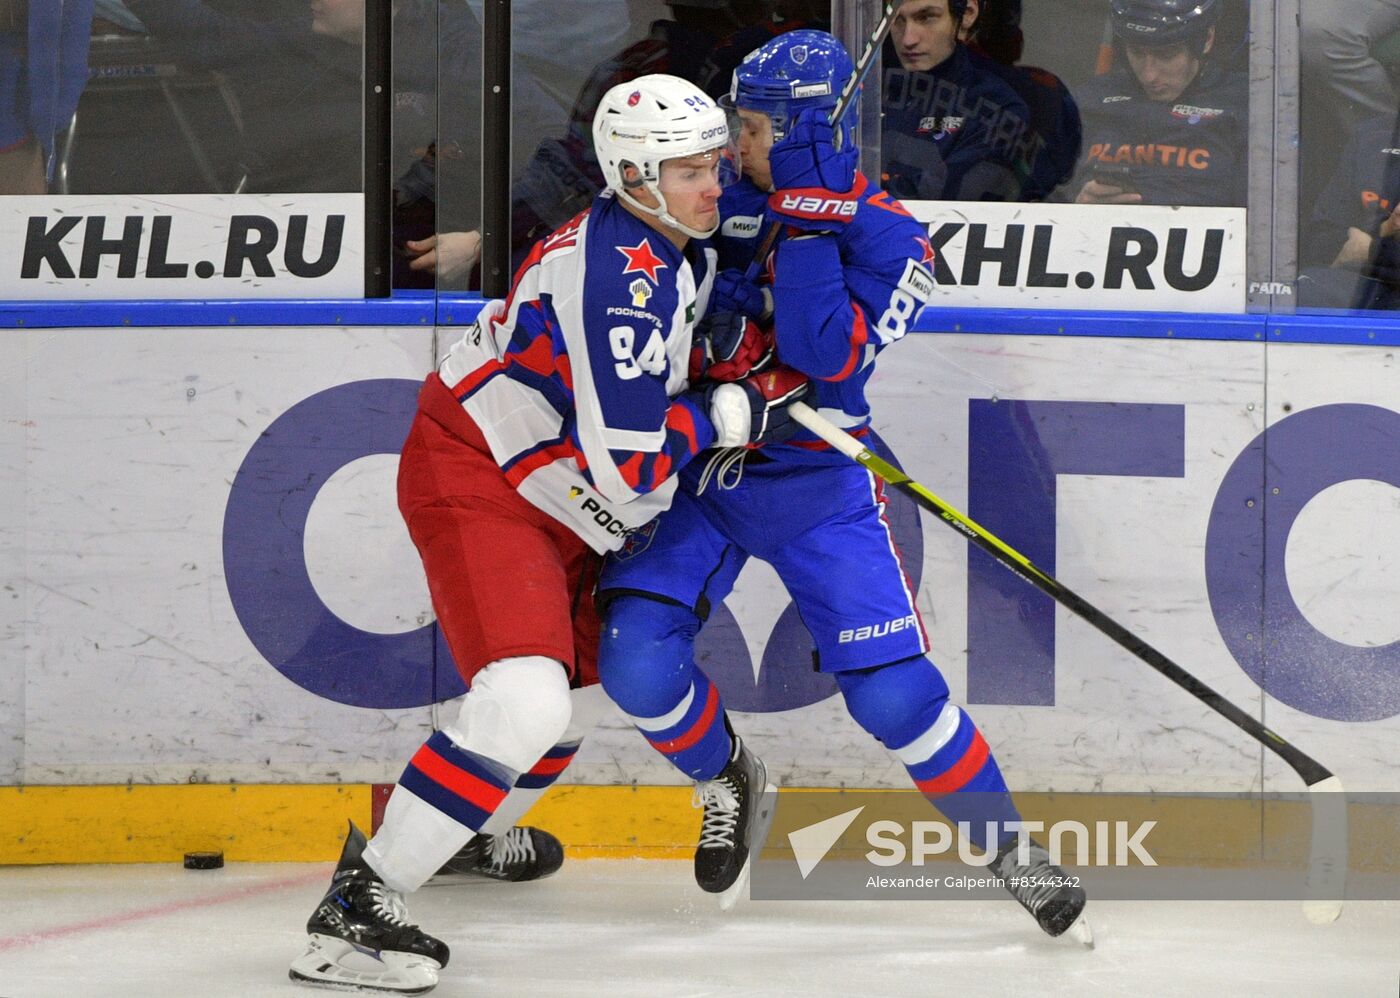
[715,174,935,466]
[438,191,718,552]
[602,177,937,672]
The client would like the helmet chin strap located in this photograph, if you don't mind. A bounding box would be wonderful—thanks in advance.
[619,180,718,240]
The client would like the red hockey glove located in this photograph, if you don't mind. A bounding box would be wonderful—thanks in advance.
[690,312,775,382]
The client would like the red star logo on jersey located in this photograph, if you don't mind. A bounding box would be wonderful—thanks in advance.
[916,235,936,267]
[617,239,668,284]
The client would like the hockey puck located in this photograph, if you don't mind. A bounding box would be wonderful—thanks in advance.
[183,851,224,870]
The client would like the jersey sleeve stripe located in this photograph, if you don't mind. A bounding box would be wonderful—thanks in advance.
[448,359,506,400]
[503,437,576,487]
[504,362,571,418]
[666,396,706,454]
[784,425,870,451]
[827,301,870,382]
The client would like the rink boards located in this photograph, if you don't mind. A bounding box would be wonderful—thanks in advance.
[1,317,1399,860]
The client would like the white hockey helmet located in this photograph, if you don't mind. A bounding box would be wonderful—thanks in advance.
[592,74,738,239]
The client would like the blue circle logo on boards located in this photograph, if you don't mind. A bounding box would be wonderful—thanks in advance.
[224,379,922,712]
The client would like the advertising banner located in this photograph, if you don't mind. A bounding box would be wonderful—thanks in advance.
[903,200,1247,314]
[0,194,364,300]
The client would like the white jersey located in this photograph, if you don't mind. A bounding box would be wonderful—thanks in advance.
[436,192,718,552]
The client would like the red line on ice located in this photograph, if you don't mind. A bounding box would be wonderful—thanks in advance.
[0,868,326,952]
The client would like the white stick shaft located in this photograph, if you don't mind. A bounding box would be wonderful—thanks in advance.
[788,401,867,460]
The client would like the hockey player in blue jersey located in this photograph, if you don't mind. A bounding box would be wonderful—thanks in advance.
[596,29,1089,939]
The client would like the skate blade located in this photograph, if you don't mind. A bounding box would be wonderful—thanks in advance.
[1064,915,1094,950]
[717,782,779,912]
[289,934,441,994]
[1303,899,1342,925]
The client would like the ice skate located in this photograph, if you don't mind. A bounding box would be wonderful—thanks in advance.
[692,733,778,910]
[991,836,1093,947]
[289,822,450,994]
[429,826,564,884]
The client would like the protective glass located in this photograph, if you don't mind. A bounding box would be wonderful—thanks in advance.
[657,133,742,195]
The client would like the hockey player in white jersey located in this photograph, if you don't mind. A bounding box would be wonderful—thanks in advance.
[288,74,808,994]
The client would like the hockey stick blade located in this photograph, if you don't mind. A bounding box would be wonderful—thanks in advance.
[787,401,1348,922]
[1302,774,1345,923]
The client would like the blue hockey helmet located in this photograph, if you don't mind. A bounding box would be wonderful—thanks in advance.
[727,29,856,143]
[1111,0,1220,52]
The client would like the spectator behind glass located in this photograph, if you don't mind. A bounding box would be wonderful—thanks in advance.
[122,0,478,286]
[503,0,771,272]
[0,0,95,194]
[961,0,1082,201]
[1297,113,1400,310]
[1071,0,1247,208]
[1300,0,1400,128]
[880,0,1033,202]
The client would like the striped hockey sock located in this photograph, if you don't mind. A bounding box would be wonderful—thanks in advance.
[399,729,515,832]
[624,670,733,781]
[895,702,1021,850]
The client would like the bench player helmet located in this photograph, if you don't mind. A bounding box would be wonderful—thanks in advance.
[1111,0,1220,52]
[593,74,739,239]
[727,29,856,145]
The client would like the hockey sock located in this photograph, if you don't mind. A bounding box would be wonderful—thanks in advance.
[896,703,1021,851]
[475,739,581,836]
[364,656,572,892]
[837,658,1021,851]
[479,684,616,835]
[599,595,733,780]
[626,668,732,780]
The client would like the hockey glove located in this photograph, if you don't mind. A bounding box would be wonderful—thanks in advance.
[711,268,772,321]
[770,107,858,193]
[766,187,860,234]
[687,366,809,448]
[690,312,775,383]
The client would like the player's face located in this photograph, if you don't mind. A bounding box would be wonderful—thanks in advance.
[1124,39,1206,102]
[736,108,774,191]
[658,151,725,232]
[892,0,963,72]
[311,0,364,43]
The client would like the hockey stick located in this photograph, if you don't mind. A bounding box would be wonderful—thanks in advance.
[743,2,900,281]
[787,401,1347,923]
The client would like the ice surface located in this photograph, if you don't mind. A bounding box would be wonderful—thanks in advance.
[1,860,1396,997]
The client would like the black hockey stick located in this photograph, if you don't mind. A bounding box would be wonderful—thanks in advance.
[743,2,899,281]
[788,401,1347,923]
